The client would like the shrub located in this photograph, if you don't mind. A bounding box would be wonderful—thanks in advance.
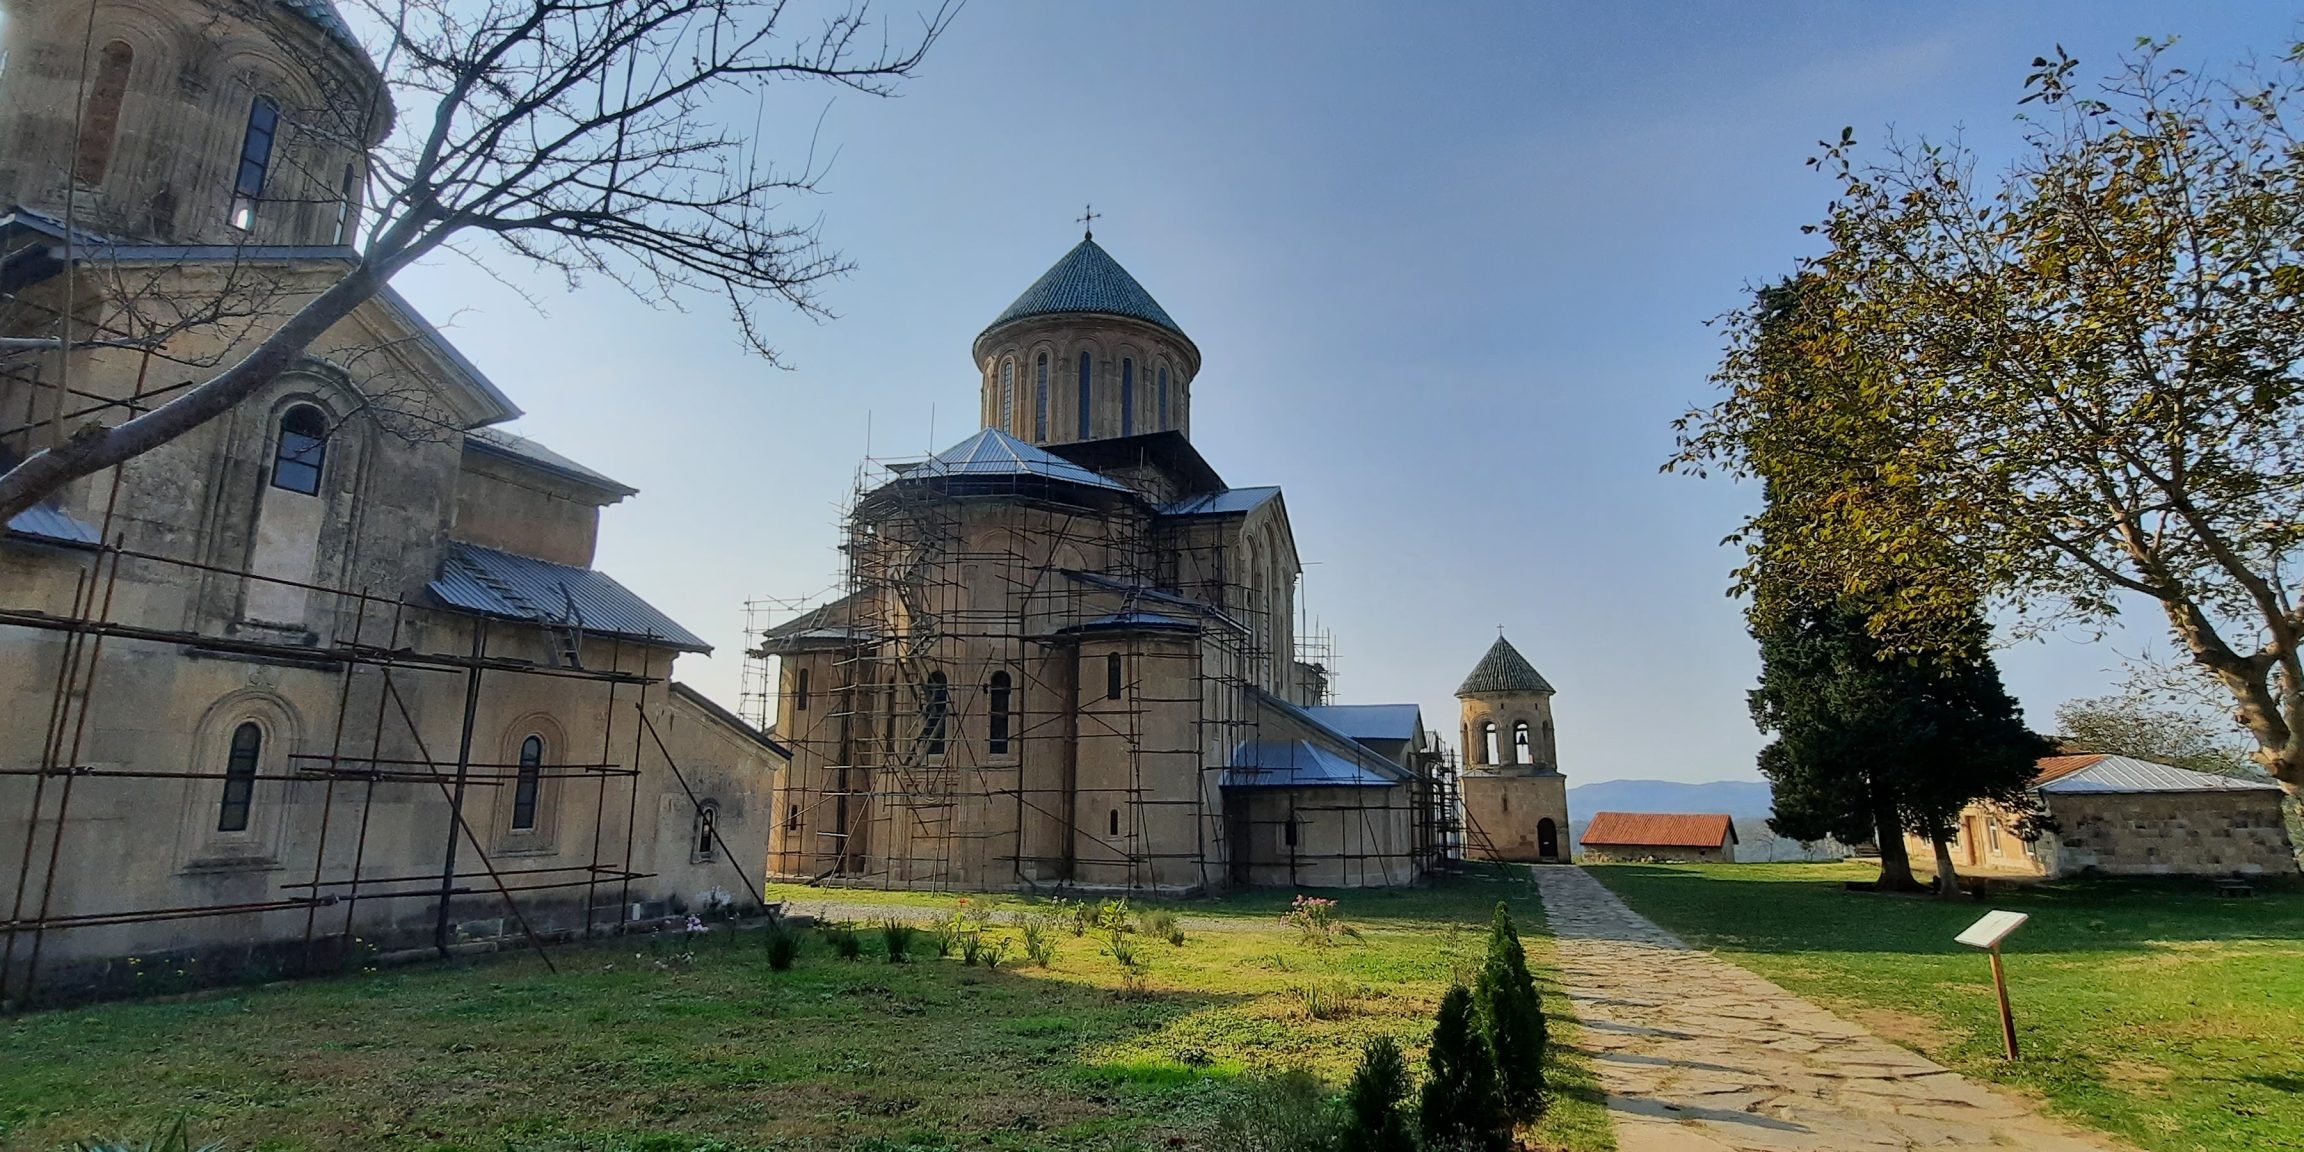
[763,924,801,971]
[1014,911,1059,967]
[1296,980,1359,1021]
[1108,934,1151,995]
[823,922,863,960]
[1094,897,1133,934]
[880,919,917,963]
[1281,895,1342,945]
[1418,985,1511,1152]
[1340,1036,1415,1152]
[1209,1068,1340,1152]
[1136,906,1184,945]
[1473,902,1547,1122]
[1056,898,1092,936]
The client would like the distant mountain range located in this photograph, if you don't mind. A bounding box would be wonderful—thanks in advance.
[1564,778,1852,862]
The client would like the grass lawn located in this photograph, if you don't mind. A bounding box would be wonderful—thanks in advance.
[0,876,1611,1152]
[1588,862,2304,1152]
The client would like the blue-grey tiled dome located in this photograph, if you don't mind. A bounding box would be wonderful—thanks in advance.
[1456,636,1556,697]
[980,239,1188,344]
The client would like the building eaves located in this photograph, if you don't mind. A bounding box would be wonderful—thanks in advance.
[429,541,709,653]
[669,681,791,759]
[466,427,636,500]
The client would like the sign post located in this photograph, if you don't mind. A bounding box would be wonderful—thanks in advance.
[1955,910,2029,1059]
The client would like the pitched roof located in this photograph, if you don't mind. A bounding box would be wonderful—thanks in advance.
[275,1,364,57]
[978,239,1190,346]
[1580,812,1738,849]
[6,503,101,548]
[2034,754,2282,795]
[1456,635,1555,697]
[1303,704,1423,744]
[465,428,635,499]
[1162,486,1282,517]
[429,541,709,652]
[892,428,1131,494]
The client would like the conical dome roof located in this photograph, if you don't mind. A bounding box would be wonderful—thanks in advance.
[978,238,1190,346]
[1455,636,1555,697]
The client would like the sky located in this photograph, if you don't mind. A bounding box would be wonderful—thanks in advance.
[388,2,2299,786]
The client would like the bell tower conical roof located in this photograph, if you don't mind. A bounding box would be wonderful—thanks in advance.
[1456,635,1555,697]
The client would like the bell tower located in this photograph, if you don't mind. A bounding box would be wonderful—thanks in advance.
[1456,634,1570,863]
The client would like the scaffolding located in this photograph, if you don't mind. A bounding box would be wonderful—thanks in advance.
[753,447,1458,895]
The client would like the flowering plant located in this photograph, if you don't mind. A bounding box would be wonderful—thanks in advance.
[1280,895,1341,944]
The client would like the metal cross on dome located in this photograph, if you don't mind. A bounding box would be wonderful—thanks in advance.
[1078,204,1101,240]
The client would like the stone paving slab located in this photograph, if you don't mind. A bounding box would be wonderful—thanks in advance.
[1531,866,2120,1152]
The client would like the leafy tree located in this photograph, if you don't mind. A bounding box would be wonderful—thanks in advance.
[1339,1036,1415,1152]
[1472,903,1546,1122]
[2054,694,2259,778]
[1676,40,2304,797]
[1417,984,1511,1152]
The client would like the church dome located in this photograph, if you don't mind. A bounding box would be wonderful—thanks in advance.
[1456,636,1555,697]
[976,237,1194,356]
[276,0,368,61]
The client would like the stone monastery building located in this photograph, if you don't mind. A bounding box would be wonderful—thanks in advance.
[761,233,1464,892]
[0,0,780,1004]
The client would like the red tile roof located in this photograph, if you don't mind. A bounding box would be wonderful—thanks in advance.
[1580,811,1737,849]
[2033,754,2108,786]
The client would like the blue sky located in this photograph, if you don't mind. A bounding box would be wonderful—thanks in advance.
[391,3,2297,785]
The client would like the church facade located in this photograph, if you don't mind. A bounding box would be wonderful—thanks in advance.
[761,236,1451,892]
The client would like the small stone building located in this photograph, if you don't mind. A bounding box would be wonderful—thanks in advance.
[1922,755,2296,878]
[1579,812,1738,863]
[1456,636,1571,863]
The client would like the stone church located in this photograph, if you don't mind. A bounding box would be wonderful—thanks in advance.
[0,0,780,1005]
[760,233,1456,892]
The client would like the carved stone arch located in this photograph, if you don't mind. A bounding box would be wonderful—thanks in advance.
[498,711,570,849]
[175,688,303,869]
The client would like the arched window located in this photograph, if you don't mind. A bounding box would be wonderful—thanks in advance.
[1034,353,1050,440]
[1109,808,1120,836]
[693,801,719,859]
[270,405,326,495]
[333,164,359,245]
[1158,365,1170,431]
[1106,652,1123,700]
[75,41,134,185]
[1077,351,1093,439]
[1120,358,1134,436]
[987,670,1013,754]
[793,666,810,712]
[999,358,1016,432]
[217,721,261,832]
[229,96,280,231]
[787,803,801,831]
[512,735,543,830]
[922,672,949,756]
[1513,722,1532,765]
[1284,816,1298,848]
[1480,722,1499,766]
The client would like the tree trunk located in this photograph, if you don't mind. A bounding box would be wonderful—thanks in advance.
[1930,833,1962,899]
[1869,776,1921,891]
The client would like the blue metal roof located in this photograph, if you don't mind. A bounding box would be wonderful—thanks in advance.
[898,428,1132,493]
[1222,740,1398,789]
[1303,704,1423,744]
[1061,610,1202,634]
[429,541,710,652]
[1160,486,1281,517]
[6,504,101,547]
[979,239,1188,344]
[466,428,634,498]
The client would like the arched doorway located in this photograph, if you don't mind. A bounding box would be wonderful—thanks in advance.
[1537,817,1560,862]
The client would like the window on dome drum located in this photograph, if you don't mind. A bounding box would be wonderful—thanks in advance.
[1120,358,1134,436]
[922,672,949,756]
[75,41,133,185]
[270,405,326,495]
[229,96,280,231]
[217,721,260,832]
[1106,652,1123,700]
[693,802,719,860]
[1480,722,1499,766]
[1512,721,1532,765]
[793,666,810,711]
[512,735,543,830]
[333,164,359,245]
[1158,366,1169,431]
[1077,351,1093,439]
[987,671,1013,754]
[1034,354,1049,440]
[1000,359,1015,431]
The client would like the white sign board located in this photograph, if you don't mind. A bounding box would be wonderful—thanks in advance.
[1955,910,2029,950]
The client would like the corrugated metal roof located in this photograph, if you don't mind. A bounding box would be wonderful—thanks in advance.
[1222,739,1397,789]
[2036,754,2281,795]
[466,428,635,497]
[1303,704,1422,743]
[6,503,101,547]
[1580,811,1737,848]
[1160,486,1281,517]
[1062,610,1201,634]
[980,238,1189,345]
[1456,635,1555,696]
[897,428,1131,493]
[429,541,709,652]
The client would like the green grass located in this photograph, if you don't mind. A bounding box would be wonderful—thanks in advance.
[0,876,1611,1152]
[1589,861,2304,1152]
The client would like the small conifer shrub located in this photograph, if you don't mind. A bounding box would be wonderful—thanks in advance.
[1339,1035,1415,1152]
[1418,984,1512,1152]
[1474,902,1548,1122]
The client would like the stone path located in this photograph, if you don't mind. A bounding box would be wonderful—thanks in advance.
[1531,866,2117,1152]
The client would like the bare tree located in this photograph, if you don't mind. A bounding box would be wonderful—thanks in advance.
[0,0,954,520]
